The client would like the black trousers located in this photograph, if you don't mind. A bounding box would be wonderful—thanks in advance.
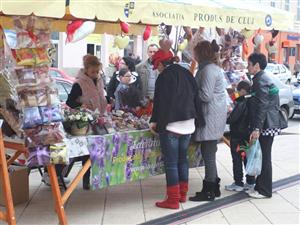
[201,140,218,182]
[230,139,255,186]
[255,135,274,197]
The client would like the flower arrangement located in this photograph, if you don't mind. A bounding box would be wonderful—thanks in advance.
[64,108,94,129]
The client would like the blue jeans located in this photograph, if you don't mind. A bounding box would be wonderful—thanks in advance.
[159,131,191,186]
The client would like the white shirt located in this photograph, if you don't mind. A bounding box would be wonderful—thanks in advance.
[166,119,195,135]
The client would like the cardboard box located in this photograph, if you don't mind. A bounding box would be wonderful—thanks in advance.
[0,166,29,206]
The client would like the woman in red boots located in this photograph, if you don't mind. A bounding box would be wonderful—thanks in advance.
[149,49,201,209]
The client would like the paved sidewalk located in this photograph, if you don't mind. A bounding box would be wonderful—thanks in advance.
[1,119,299,225]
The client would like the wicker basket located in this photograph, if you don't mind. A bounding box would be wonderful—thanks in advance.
[70,123,88,136]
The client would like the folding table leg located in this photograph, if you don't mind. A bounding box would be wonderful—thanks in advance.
[47,164,68,225]
[0,129,16,225]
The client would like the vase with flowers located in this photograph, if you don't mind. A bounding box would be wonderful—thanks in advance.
[64,108,94,136]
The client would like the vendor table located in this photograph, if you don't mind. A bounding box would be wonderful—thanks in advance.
[0,128,205,225]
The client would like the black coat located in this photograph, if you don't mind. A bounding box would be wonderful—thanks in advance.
[107,71,142,101]
[227,95,250,139]
[248,71,281,130]
[150,64,202,132]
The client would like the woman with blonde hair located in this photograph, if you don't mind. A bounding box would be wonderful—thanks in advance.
[189,40,227,201]
[67,54,107,115]
[66,54,107,189]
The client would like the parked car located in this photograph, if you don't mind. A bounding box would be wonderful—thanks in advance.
[269,74,294,120]
[292,83,300,117]
[265,63,292,84]
[53,78,73,103]
[49,67,76,82]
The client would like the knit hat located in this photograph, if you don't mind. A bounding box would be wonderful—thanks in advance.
[151,49,173,70]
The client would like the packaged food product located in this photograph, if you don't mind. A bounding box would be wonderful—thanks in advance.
[22,107,43,128]
[34,48,50,65]
[24,123,65,147]
[39,105,63,124]
[11,49,35,66]
[15,68,37,85]
[50,143,69,165]
[26,145,50,167]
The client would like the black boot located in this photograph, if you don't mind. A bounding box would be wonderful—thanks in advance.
[214,177,221,197]
[189,180,215,202]
[195,177,221,197]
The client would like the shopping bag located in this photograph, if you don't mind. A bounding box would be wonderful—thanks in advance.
[245,140,262,176]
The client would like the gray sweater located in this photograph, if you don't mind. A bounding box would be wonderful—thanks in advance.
[193,63,227,141]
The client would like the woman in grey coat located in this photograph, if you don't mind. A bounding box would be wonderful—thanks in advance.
[189,40,227,202]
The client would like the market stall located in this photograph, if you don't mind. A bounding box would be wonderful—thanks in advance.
[0,1,293,225]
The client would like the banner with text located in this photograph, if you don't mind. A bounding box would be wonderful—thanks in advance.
[87,130,202,190]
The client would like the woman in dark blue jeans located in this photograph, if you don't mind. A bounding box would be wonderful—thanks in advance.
[149,49,201,209]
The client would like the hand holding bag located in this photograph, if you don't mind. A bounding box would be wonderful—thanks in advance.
[245,139,262,176]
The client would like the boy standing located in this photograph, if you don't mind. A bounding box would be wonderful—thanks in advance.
[225,80,255,192]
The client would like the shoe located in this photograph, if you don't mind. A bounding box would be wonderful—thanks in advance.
[179,182,188,203]
[248,190,268,199]
[83,182,90,190]
[42,172,70,186]
[189,180,215,202]
[196,177,221,197]
[225,183,244,192]
[214,177,221,197]
[156,185,180,209]
[42,172,51,186]
[58,177,71,186]
[244,183,255,191]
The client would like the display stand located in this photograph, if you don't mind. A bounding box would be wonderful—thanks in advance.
[0,120,16,225]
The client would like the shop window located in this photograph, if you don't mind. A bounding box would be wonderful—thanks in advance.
[87,44,94,55]
[290,47,296,56]
[285,0,290,11]
[297,0,300,20]
[270,1,275,7]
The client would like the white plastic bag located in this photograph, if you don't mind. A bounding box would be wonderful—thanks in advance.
[245,140,262,176]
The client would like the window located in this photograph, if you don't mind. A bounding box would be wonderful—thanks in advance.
[289,47,296,56]
[48,70,62,78]
[87,44,95,55]
[285,0,290,11]
[55,82,68,102]
[280,65,286,73]
[297,0,300,20]
[270,1,275,7]
[273,65,280,74]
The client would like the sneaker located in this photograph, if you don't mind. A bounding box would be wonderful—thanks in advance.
[225,183,244,192]
[244,183,255,191]
[42,172,70,186]
[42,172,51,186]
[248,190,267,199]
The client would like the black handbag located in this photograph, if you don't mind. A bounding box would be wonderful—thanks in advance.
[278,109,288,129]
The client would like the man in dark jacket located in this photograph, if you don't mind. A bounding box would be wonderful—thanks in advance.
[225,80,255,192]
[247,53,282,198]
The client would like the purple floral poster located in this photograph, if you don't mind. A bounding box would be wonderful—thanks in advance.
[87,130,202,190]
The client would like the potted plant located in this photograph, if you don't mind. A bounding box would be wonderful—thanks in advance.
[64,108,94,136]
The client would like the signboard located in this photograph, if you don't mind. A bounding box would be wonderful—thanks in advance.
[88,130,202,190]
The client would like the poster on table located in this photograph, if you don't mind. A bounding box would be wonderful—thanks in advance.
[87,130,202,190]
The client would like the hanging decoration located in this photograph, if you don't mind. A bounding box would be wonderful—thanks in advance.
[114,35,130,49]
[66,20,95,44]
[120,21,130,34]
[143,25,152,41]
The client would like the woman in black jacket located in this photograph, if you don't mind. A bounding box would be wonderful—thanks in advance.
[149,49,201,209]
[247,53,282,199]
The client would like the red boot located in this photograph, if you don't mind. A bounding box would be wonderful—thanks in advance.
[156,185,180,209]
[179,182,188,203]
